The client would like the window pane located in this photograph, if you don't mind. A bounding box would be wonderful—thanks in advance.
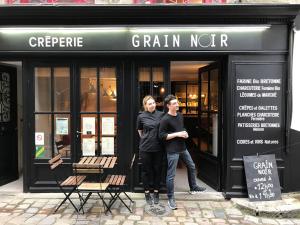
[152,67,164,110]
[35,67,51,112]
[35,114,52,159]
[138,67,150,111]
[54,114,71,158]
[152,67,163,82]
[80,68,97,112]
[201,71,208,111]
[210,69,218,112]
[199,113,209,153]
[100,67,117,113]
[81,114,98,156]
[210,113,218,157]
[54,67,70,112]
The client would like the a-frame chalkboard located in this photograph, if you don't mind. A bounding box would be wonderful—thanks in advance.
[243,154,281,201]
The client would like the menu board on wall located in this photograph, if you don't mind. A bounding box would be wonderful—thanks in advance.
[55,118,69,135]
[243,154,281,201]
[82,117,95,135]
[102,117,114,135]
[82,137,95,156]
[101,137,114,155]
[234,63,284,157]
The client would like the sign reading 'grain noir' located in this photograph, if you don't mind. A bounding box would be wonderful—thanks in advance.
[243,154,281,201]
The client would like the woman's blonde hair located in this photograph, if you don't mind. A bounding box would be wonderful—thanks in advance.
[142,95,155,111]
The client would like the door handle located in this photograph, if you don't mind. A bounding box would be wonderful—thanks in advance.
[76,131,82,138]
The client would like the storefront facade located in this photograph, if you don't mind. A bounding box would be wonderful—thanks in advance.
[0,5,299,198]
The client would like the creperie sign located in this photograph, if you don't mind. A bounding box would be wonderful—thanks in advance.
[29,36,84,48]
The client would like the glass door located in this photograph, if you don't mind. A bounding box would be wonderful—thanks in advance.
[197,62,221,190]
[134,62,169,190]
[76,65,118,157]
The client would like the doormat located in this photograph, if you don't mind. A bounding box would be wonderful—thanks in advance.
[144,203,172,217]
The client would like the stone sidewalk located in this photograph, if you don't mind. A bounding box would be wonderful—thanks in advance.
[1,192,300,225]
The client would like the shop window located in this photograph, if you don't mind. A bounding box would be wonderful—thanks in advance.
[35,68,51,112]
[138,66,165,111]
[80,68,97,112]
[79,67,117,156]
[34,66,71,159]
[54,68,70,112]
[99,67,117,113]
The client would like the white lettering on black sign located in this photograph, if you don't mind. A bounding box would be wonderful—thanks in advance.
[234,64,284,156]
[29,36,84,48]
[131,33,228,48]
[243,154,281,201]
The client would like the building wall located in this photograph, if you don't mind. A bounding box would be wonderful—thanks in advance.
[240,0,299,3]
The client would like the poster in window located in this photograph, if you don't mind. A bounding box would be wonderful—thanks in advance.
[82,117,95,135]
[55,118,69,135]
[101,137,114,155]
[35,132,44,146]
[102,117,114,135]
[82,137,95,156]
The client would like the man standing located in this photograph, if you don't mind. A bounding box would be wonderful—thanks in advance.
[159,94,206,210]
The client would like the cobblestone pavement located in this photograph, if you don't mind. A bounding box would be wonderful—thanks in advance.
[1,192,300,225]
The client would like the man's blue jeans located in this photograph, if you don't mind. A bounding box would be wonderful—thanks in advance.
[166,149,197,199]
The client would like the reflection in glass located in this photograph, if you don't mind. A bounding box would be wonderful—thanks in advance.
[201,71,208,111]
[54,114,71,158]
[54,67,70,112]
[35,67,51,112]
[35,114,51,159]
[138,67,151,111]
[210,69,218,112]
[199,113,209,153]
[100,67,117,113]
[152,67,164,110]
[80,68,97,112]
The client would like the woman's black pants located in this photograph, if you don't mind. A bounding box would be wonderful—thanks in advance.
[140,151,164,191]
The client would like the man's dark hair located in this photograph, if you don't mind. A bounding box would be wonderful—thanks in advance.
[164,94,177,105]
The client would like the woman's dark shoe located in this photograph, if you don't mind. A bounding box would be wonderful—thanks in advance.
[145,192,153,205]
[153,192,159,204]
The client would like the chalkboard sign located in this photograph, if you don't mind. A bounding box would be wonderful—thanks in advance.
[243,154,281,201]
[234,63,284,158]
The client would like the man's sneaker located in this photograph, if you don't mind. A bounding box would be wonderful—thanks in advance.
[189,186,206,194]
[168,198,177,210]
[153,192,159,204]
[145,192,153,205]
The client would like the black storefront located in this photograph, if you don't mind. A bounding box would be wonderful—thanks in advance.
[0,4,299,198]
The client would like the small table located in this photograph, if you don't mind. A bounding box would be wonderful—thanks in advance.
[73,156,117,213]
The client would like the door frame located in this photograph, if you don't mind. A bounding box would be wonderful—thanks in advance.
[132,57,226,192]
[197,61,223,191]
[133,60,170,191]
[0,63,18,186]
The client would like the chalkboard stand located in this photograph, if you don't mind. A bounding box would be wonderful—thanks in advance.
[243,154,282,202]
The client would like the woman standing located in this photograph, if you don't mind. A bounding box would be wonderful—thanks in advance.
[136,95,164,205]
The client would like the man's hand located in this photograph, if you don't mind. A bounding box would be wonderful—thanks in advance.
[177,131,189,139]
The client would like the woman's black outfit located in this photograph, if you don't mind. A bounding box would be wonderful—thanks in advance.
[136,110,164,191]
